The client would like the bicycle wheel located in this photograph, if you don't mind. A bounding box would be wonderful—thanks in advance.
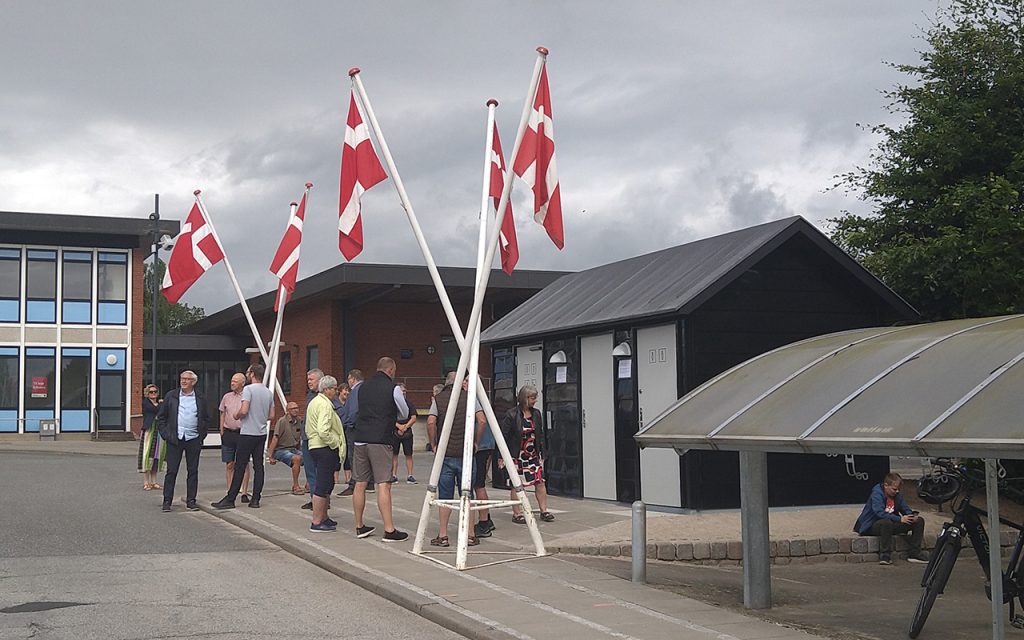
[909,537,960,638]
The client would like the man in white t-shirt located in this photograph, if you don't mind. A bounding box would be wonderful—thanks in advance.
[212,363,274,509]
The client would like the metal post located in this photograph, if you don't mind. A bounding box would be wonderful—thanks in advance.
[149,194,160,387]
[632,500,646,583]
[740,450,771,609]
[986,459,1005,640]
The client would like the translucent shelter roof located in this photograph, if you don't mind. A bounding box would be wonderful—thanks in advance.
[635,315,1024,460]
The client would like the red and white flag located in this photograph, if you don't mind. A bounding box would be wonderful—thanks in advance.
[338,91,388,261]
[513,63,563,250]
[161,202,225,304]
[489,122,519,274]
[268,190,308,312]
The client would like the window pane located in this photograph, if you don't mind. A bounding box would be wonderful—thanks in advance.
[61,355,90,409]
[27,259,56,298]
[0,257,19,298]
[279,351,292,394]
[24,355,56,411]
[62,259,92,300]
[97,262,127,300]
[0,351,17,409]
[97,302,126,324]
[306,346,319,372]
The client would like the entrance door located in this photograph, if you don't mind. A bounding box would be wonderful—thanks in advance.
[636,324,681,507]
[96,371,125,431]
[581,333,616,500]
[515,345,543,411]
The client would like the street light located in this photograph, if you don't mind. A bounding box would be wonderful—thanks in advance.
[148,194,174,387]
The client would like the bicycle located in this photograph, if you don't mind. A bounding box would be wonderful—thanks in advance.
[908,459,1024,638]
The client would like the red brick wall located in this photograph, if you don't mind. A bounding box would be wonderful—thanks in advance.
[129,248,145,433]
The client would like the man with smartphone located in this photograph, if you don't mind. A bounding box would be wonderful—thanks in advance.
[854,472,928,565]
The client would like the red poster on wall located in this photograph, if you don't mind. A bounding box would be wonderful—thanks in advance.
[31,376,48,398]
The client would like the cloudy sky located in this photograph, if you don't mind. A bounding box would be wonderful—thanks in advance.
[1,1,944,314]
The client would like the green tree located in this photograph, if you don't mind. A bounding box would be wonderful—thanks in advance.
[143,260,206,334]
[831,0,1024,321]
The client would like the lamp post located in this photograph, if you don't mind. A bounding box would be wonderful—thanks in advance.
[147,194,169,388]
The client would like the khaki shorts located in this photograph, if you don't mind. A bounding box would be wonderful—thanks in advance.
[353,443,393,484]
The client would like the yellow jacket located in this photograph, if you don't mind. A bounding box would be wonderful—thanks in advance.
[305,393,345,455]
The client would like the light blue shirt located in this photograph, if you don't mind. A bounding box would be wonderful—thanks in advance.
[177,390,199,441]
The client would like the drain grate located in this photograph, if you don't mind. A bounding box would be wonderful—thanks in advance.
[1,602,87,614]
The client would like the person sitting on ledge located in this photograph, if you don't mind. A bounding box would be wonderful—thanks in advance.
[854,472,928,565]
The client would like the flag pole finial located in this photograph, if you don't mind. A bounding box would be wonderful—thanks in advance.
[193,189,201,196]
[487,98,498,107]
[348,67,360,77]
[305,182,314,189]
[290,201,298,207]
[536,46,549,56]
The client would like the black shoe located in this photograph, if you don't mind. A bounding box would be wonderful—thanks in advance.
[301,501,313,510]
[382,529,409,542]
[879,552,893,565]
[474,522,493,538]
[247,499,260,509]
[481,518,495,533]
[240,494,250,504]
[366,483,375,493]
[186,501,199,511]
[161,502,172,512]
[907,551,930,564]
[356,525,376,538]
[336,487,354,497]
[211,498,235,509]
[324,517,338,528]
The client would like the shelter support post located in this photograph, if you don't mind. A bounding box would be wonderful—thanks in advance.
[986,458,1005,640]
[739,450,771,609]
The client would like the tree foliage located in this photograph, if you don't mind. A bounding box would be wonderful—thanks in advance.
[143,260,206,334]
[831,0,1024,321]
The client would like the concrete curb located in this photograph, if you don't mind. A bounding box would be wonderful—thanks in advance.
[198,503,523,640]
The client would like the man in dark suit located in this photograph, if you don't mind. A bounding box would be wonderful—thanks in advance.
[158,370,211,512]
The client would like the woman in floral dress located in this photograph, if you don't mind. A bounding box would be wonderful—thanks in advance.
[139,384,165,490]
[499,384,554,523]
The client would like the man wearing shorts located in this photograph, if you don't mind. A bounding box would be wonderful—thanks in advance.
[350,357,409,542]
[268,401,305,494]
[473,389,496,538]
[430,375,485,548]
[218,373,250,503]
[391,383,417,484]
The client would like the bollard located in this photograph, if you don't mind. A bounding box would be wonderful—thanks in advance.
[631,500,646,583]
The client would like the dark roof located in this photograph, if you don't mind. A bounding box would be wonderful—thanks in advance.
[189,262,567,335]
[0,210,179,249]
[480,216,917,344]
[143,334,251,352]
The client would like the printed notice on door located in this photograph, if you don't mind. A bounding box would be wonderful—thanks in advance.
[617,359,631,379]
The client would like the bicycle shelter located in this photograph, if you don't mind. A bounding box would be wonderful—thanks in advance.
[636,314,1024,640]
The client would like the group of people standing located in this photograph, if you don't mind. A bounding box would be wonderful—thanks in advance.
[137,356,558,545]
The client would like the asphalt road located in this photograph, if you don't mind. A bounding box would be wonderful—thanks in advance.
[0,450,461,640]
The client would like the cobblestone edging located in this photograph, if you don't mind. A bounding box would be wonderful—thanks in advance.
[550,529,1017,565]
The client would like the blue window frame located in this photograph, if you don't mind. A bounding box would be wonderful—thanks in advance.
[62,251,92,325]
[97,252,127,325]
[26,249,57,324]
[0,249,19,323]
[0,346,17,433]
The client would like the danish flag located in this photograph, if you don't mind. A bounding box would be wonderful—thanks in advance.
[513,63,563,250]
[489,122,519,274]
[268,187,309,312]
[338,91,388,261]
[161,202,225,304]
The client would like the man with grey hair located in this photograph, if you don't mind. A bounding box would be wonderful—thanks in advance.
[157,370,211,512]
[306,374,345,532]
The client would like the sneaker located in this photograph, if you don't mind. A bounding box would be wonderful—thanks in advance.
[310,521,337,533]
[907,551,930,564]
[481,518,495,533]
[474,522,493,538]
[186,501,200,511]
[323,517,338,528]
[247,499,260,509]
[240,494,250,504]
[211,498,235,510]
[879,553,893,565]
[161,502,172,512]
[407,475,417,484]
[337,487,354,497]
[382,529,409,542]
[301,501,313,510]
[389,475,398,484]
[367,484,375,493]
[356,525,376,538]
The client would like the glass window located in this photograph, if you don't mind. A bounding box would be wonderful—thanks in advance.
[26,250,56,323]
[492,347,515,416]
[0,249,19,322]
[279,351,292,394]
[441,335,458,376]
[97,252,127,325]
[62,251,92,324]
[61,347,91,432]
[306,345,319,372]
[24,346,56,432]
[0,346,17,433]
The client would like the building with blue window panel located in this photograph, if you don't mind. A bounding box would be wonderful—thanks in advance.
[0,211,178,436]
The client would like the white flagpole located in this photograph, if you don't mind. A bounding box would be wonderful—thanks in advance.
[264,202,298,413]
[193,191,288,409]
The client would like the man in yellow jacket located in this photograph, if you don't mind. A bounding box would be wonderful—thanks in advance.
[305,375,345,532]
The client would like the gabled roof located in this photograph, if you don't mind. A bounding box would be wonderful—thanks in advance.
[189,262,566,335]
[480,216,917,344]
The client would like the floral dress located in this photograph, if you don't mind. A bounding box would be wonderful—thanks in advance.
[140,399,165,473]
[516,414,544,486]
